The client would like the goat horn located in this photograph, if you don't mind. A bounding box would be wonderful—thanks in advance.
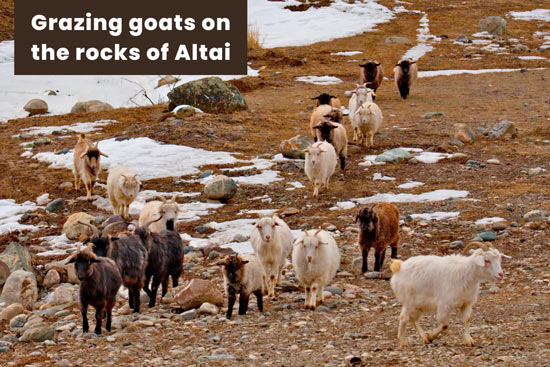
[77,221,99,239]
[142,215,163,229]
[102,221,128,238]
[462,241,489,255]
[313,228,323,237]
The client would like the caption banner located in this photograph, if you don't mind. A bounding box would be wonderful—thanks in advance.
[15,0,247,75]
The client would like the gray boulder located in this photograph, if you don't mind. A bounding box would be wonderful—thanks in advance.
[62,212,96,240]
[0,242,32,273]
[20,325,54,342]
[71,100,113,114]
[375,148,412,163]
[280,135,314,159]
[486,121,518,138]
[204,175,237,201]
[24,99,48,116]
[0,270,38,309]
[168,77,247,114]
[479,16,506,36]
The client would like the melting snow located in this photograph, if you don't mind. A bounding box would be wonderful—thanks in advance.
[0,199,38,234]
[373,173,396,181]
[418,68,546,78]
[286,181,305,191]
[329,201,357,211]
[517,56,546,60]
[296,76,343,85]
[508,9,550,22]
[475,217,505,225]
[402,13,439,60]
[410,212,460,221]
[348,189,469,205]
[414,152,452,164]
[397,181,424,189]
[330,51,363,56]
[21,120,116,136]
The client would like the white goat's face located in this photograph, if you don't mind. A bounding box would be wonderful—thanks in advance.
[474,248,505,281]
[301,234,325,264]
[306,147,323,166]
[356,88,373,104]
[120,174,140,198]
[256,217,278,243]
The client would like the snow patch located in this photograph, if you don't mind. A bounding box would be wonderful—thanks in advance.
[414,152,452,164]
[21,120,116,136]
[397,181,424,189]
[296,76,343,85]
[0,199,38,234]
[330,51,363,56]
[508,9,550,22]
[418,68,546,78]
[475,217,505,225]
[373,173,396,181]
[349,189,469,205]
[410,212,460,221]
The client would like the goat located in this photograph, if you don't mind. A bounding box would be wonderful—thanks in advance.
[292,229,340,309]
[80,221,147,313]
[67,245,121,334]
[106,166,141,220]
[348,85,375,142]
[304,141,338,198]
[73,133,108,201]
[217,254,264,319]
[310,104,343,140]
[138,195,179,232]
[311,93,342,109]
[313,118,348,170]
[359,60,384,92]
[352,101,383,148]
[355,203,399,273]
[250,215,293,297]
[394,59,418,99]
[390,242,508,347]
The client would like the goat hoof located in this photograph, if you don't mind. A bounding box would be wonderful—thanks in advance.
[400,341,409,348]
[464,337,475,347]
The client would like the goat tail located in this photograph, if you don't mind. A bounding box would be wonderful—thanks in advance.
[390,259,402,274]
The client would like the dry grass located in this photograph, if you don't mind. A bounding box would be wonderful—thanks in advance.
[247,23,264,51]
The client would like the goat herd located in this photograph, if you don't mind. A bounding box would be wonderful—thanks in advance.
[64,58,508,348]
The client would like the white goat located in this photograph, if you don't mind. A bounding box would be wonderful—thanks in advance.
[106,166,141,220]
[250,215,293,297]
[304,141,337,198]
[390,242,508,347]
[313,119,348,170]
[73,133,108,201]
[292,229,340,309]
[352,101,383,147]
[138,195,179,232]
[348,85,375,142]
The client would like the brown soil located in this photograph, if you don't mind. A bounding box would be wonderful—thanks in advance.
[1,0,550,366]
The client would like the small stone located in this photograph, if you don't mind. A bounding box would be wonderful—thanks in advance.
[475,231,497,241]
[232,234,247,242]
[451,123,475,144]
[42,269,61,288]
[528,167,543,176]
[479,16,506,36]
[279,207,300,217]
[384,36,412,44]
[199,170,214,179]
[180,309,197,321]
[175,106,196,119]
[487,158,501,165]
[450,240,464,249]
[0,303,25,323]
[198,302,219,316]
[324,286,343,296]
[20,325,54,342]
[71,100,113,114]
[45,198,65,212]
[486,121,518,139]
[375,148,411,163]
[316,305,330,312]
[203,175,237,201]
[524,210,546,222]
[33,137,51,146]
[456,34,469,43]
[466,160,486,168]
[364,271,381,279]
[491,222,508,231]
[422,112,447,119]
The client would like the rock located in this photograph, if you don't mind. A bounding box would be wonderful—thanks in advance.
[54,284,76,305]
[279,207,300,217]
[523,210,546,222]
[365,271,381,279]
[539,44,550,52]
[280,135,314,159]
[45,260,79,284]
[456,34,469,43]
[0,242,32,273]
[450,240,464,249]
[451,123,475,144]
[0,270,37,309]
[513,44,529,52]
[491,221,508,231]
[33,137,51,146]
[384,36,412,44]
[175,106,196,119]
[232,234,247,242]
[449,152,469,163]
[422,112,447,119]
[486,121,518,138]
[324,286,343,296]
[0,303,25,323]
[374,148,412,163]
[203,175,237,201]
[466,160,486,168]
[180,309,197,321]
[175,279,224,310]
[316,305,330,312]
[479,16,506,36]
[487,158,501,165]
[157,75,180,88]
[70,100,114,114]
[45,198,65,212]
[199,170,214,179]
[198,302,219,315]
[24,99,48,116]
[42,270,61,288]
[527,167,543,176]
[20,325,54,342]
[168,77,247,114]
[9,314,27,330]
[475,231,497,241]
[62,212,96,240]
[0,261,9,288]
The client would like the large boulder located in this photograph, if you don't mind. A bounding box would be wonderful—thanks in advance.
[375,148,412,163]
[168,77,247,114]
[0,261,9,289]
[0,303,25,323]
[62,212,96,240]
[0,242,32,273]
[479,16,506,36]
[280,135,314,159]
[42,269,61,288]
[45,259,79,284]
[204,175,237,201]
[53,284,77,305]
[20,325,54,342]
[451,123,475,144]
[71,100,113,114]
[24,99,48,116]
[0,270,38,309]
[485,121,518,139]
[175,279,224,311]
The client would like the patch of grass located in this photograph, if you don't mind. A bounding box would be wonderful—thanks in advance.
[247,24,264,51]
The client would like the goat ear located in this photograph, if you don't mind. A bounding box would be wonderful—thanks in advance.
[473,254,485,267]
[242,260,249,265]
[91,258,101,263]
[293,238,304,247]
[313,125,321,130]
[66,256,76,264]
[215,260,226,266]
[99,151,109,158]
[501,253,511,259]
[311,96,320,100]
[375,62,380,66]
[329,95,336,99]
[171,195,177,202]
[411,60,416,64]
[79,151,88,159]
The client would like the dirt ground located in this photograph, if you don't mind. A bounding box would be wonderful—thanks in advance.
[1,0,550,366]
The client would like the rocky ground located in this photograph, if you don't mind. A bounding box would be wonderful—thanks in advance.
[1,0,550,366]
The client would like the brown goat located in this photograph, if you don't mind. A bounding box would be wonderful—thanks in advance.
[217,253,263,319]
[359,60,384,92]
[310,105,344,140]
[394,59,418,99]
[67,246,122,334]
[355,202,399,273]
[73,133,108,201]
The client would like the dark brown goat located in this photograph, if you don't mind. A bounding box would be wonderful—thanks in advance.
[359,60,384,92]
[355,202,400,273]
[67,247,121,334]
[394,59,418,99]
[217,254,264,319]
[311,93,341,109]
[81,221,148,313]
